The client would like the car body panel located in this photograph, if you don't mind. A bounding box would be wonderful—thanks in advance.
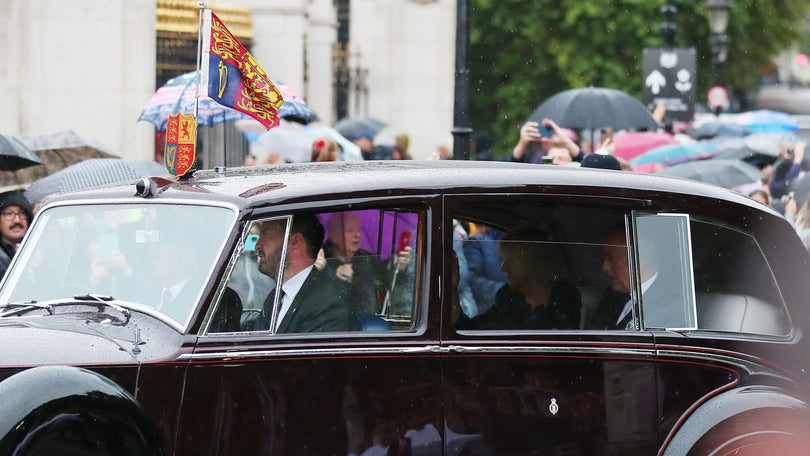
[0,161,808,455]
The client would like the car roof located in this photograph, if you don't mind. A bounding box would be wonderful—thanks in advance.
[44,160,774,216]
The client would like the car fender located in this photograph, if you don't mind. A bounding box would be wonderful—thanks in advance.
[662,385,810,455]
[0,365,162,456]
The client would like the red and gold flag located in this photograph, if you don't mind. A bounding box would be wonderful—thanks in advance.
[164,113,197,178]
[200,10,284,130]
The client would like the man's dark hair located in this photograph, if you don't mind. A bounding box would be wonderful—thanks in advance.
[291,213,325,258]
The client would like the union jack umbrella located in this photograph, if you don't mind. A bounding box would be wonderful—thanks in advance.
[138,71,317,132]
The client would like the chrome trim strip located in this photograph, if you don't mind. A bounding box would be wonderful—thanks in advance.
[182,344,785,379]
[180,344,444,361]
[656,349,781,377]
[180,344,657,361]
[40,197,241,213]
[442,345,655,357]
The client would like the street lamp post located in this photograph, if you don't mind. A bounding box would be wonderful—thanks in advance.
[452,0,472,160]
[659,0,677,132]
[660,0,676,48]
[706,0,730,114]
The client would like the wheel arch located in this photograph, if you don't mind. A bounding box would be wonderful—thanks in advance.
[661,385,810,455]
[0,365,163,456]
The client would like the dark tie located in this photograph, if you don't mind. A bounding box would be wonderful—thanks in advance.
[261,289,285,330]
[274,290,286,331]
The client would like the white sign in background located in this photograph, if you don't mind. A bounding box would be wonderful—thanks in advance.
[642,48,697,122]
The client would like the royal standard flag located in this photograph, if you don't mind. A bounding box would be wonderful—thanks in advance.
[200,10,284,130]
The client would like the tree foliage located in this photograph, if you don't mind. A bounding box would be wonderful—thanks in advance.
[468,0,810,158]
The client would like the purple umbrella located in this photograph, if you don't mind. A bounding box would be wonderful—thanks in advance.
[320,209,418,260]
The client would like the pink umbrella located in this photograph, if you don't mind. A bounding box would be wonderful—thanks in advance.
[613,131,678,161]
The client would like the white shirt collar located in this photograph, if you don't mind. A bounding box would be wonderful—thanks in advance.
[640,271,658,295]
[275,265,313,330]
[616,272,659,326]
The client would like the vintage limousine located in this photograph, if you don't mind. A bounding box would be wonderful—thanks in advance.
[0,160,809,455]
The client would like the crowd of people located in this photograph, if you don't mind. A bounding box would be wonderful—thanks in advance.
[294,111,810,256]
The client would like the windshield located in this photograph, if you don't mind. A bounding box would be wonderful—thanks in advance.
[0,203,237,329]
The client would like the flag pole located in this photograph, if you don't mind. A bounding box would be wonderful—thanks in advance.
[194,1,206,120]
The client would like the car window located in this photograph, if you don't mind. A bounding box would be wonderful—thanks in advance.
[689,218,790,336]
[451,199,626,331]
[0,203,236,330]
[634,213,697,330]
[450,199,790,337]
[212,208,422,335]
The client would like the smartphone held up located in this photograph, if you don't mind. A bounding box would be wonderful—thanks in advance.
[536,125,553,139]
[397,230,412,253]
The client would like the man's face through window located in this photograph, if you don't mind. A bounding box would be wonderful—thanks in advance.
[256,220,286,278]
[602,230,630,294]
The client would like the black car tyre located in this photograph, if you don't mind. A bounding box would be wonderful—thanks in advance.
[0,366,162,456]
[687,408,810,456]
[12,411,158,456]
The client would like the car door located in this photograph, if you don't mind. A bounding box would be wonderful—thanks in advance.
[441,195,659,455]
[633,210,807,452]
[175,200,444,455]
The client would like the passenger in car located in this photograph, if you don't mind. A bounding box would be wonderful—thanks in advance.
[321,211,412,316]
[462,224,507,316]
[585,228,633,330]
[209,287,243,332]
[249,214,354,333]
[147,224,208,324]
[455,225,581,330]
[587,227,683,330]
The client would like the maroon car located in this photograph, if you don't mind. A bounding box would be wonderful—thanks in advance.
[0,160,809,455]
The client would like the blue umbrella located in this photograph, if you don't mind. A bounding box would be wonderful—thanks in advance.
[629,141,718,167]
[138,72,317,131]
[736,110,799,133]
[744,131,803,155]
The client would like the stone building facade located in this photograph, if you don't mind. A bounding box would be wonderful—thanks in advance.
[0,0,455,163]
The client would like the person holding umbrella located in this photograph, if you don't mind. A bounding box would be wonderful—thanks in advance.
[510,119,583,165]
[0,191,32,280]
[769,140,806,200]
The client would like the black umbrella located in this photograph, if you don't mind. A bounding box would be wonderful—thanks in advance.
[692,122,750,139]
[335,115,387,139]
[0,135,43,171]
[0,131,119,188]
[712,147,777,169]
[657,159,763,189]
[527,87,660,131]
[711,138,776,168]
[25,158,166,205]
